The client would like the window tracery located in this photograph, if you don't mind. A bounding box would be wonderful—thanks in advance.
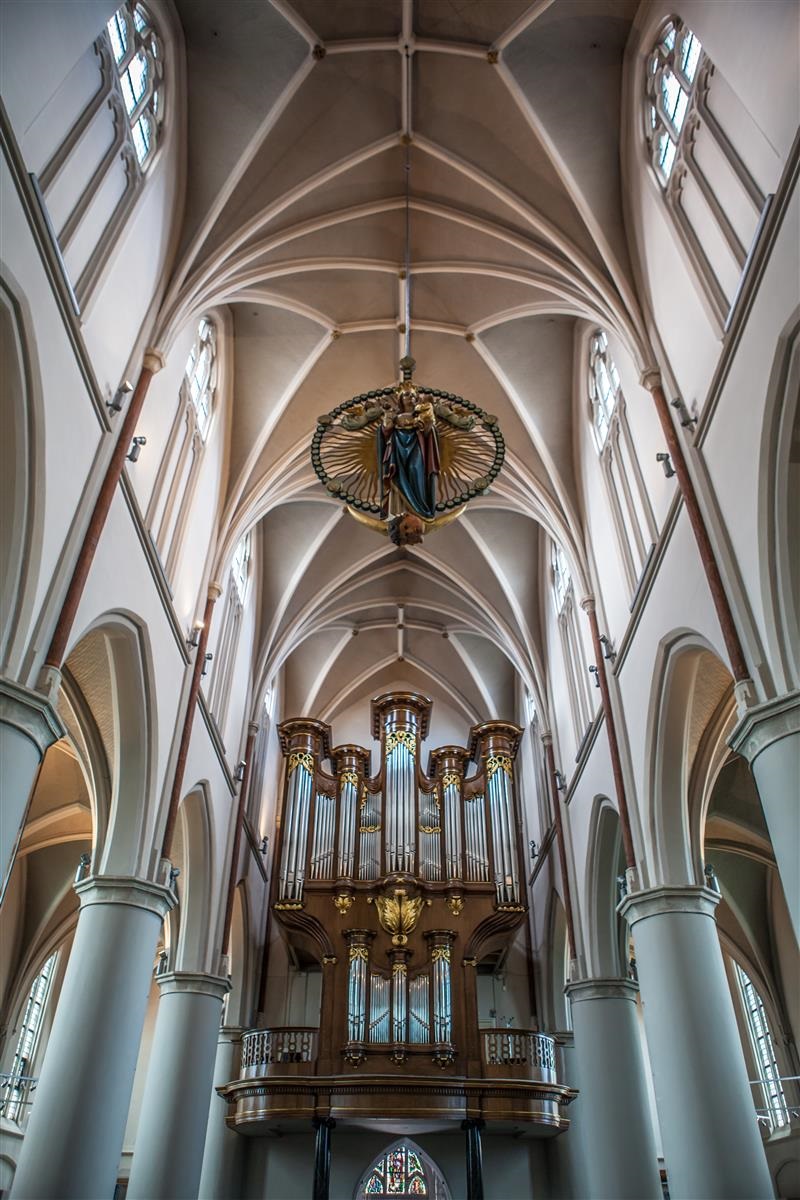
[107,3,163,168]
[209,533,252,734]
[146,318,217,586]
[588,332,657,596]
[551,542,593,742]
[356,1141,451,1199]
[644,17,771,324]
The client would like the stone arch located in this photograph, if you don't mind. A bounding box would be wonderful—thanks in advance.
[544,890,571,1032]
[585,796,625,978]
[226,881,250,1028]
[0,269,45,675]
[758,306,800,693]
[644,630,734,887]
[170,782,214,973]
[354,1139,452,1199]
[62,612,157,877]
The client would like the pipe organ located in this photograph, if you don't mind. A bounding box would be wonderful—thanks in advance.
[272,695,529,1074]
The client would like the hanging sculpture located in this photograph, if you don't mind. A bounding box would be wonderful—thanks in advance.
[311,356,505,545]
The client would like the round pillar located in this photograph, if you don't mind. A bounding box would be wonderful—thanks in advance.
[565,978,662,1199]
[0,678,64,890]
[197,1027,244,1200]
[619,886,772,1199]
[730,691,800,939]
[127,972,230,1200]
[11,875,175,1200]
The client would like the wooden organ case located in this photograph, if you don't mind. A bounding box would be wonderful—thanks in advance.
[222,694,576,1135]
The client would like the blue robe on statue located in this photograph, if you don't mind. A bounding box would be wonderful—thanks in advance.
[378,424,439,520]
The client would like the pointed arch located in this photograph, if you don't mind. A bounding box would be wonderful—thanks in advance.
[585,796,626,978]
[354,1139,451,1200]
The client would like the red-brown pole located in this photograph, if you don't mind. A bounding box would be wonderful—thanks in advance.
[543,733,577,963]
[582,598,637,872]
[644,372,750,685]
[221,721,259,957]
[44,349,165,670]
[161,582,221,858]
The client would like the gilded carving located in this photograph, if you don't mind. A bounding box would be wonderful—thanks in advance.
[374,890,426,946]
[486,754,513,779]
[288,750,314,775]
[334,893,354,915]
[386,729,417,756]
[446,895,464,917]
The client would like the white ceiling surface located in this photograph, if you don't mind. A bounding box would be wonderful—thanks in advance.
[163,0,646,746]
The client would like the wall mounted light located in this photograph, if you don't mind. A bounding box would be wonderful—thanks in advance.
[670,394,697,429]
[588,664,601,688]
[74,851,91,884]
[554,769,566,792]
[234,760,247,783]
[529,839,538,861]
[187,621,204,649]
[656,451,676,478]
[201,651,213,676]
[169,865,180,888]
[127,435,147,463]
[598,634,616,662]
[259,836,269,855]
[108,379,133,413]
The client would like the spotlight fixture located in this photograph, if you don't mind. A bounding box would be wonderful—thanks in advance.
[108,378,133,413]
[234,760,247,783]
[554,769,566,792]
[169,865,180,887]
[656,451,676,478]
[74,851,91,884]
[187,621,204,648]
[598,634,616,661]
[127,435,147,463]
[201,651,213,677]
[259,836,269,855]
[588,664,600,688]
[529,839,538,861]
[670,394,697,429]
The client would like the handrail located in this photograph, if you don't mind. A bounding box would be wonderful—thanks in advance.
[240,1027,319,1075]
[481,1029,556,1072]
[0,1072,39,1125]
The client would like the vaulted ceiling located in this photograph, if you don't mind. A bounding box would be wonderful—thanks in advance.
[159,0,648,740]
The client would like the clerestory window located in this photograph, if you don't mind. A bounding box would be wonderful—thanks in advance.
[2,953,57,1124]
[734,963,789,1133]
[588,332,657,596]
[550,542,593,743]
[208,533,252,736]
[107,3,163,168]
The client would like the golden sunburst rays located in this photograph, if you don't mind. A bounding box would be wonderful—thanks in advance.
[318,420,497,512]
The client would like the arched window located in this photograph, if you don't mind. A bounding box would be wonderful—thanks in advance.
[550,542,593,743]
[733,962,789,1132]
[588,332,657,595]
[32,1,168,308]
[2,953,57,1124]
[208,533,252,736]
[644,17,771,325]
[356,1140,451,1199]
[146,318,218,585]
[107,3,164,168]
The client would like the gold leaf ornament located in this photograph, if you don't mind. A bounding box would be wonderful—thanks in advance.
[374,891,425,946]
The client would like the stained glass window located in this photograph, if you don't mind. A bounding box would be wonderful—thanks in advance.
[644,19,704,186]
[358,1143,437,1198]
[106,3,163,168]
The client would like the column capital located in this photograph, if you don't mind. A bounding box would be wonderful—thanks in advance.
[207,580,224,601]
[579,594,596,615]
[728,689,800,764]
[619,884,719,927]
[142,346,167,374]
[639,367,662,392]
[0,677,65,755]
[155,971,230,1001]
[247,721,260,738]
[565,977,639,1004]
[540,730,553,748]
[75,874,177,919]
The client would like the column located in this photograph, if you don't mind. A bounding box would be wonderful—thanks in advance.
[127,972,230,1200]
[730,691,800,939]
[197,1027,244,1200]
[462,1118,485,1200]
[565,979,662,1199]
[0,679,64,889]
[619,886,772,1199]
[11,875,175,1200]
[312,1117,335,1200]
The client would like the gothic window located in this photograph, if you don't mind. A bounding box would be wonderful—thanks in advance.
[32,2,167,308]
[644,18,771,324]
[551,542,593,743]
[356,1141,451,1199]
[208,533,252,734]
[734,963,789,1132]
[145,318,218,585]
[107,3,163,168]
[588,332,657,596]
[2,953,57,1123]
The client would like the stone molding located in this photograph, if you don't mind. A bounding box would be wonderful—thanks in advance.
[728,690,800,764]
[156,971,230,1001]
[565,977,639,1004]
[75,874,177,919]
[618,884,720,927]
[0,678,65,755]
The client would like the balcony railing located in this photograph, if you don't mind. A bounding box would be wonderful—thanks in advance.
[0,1073,38,1127]
[482,1030,557,1080]
[241,1027,319,1077]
